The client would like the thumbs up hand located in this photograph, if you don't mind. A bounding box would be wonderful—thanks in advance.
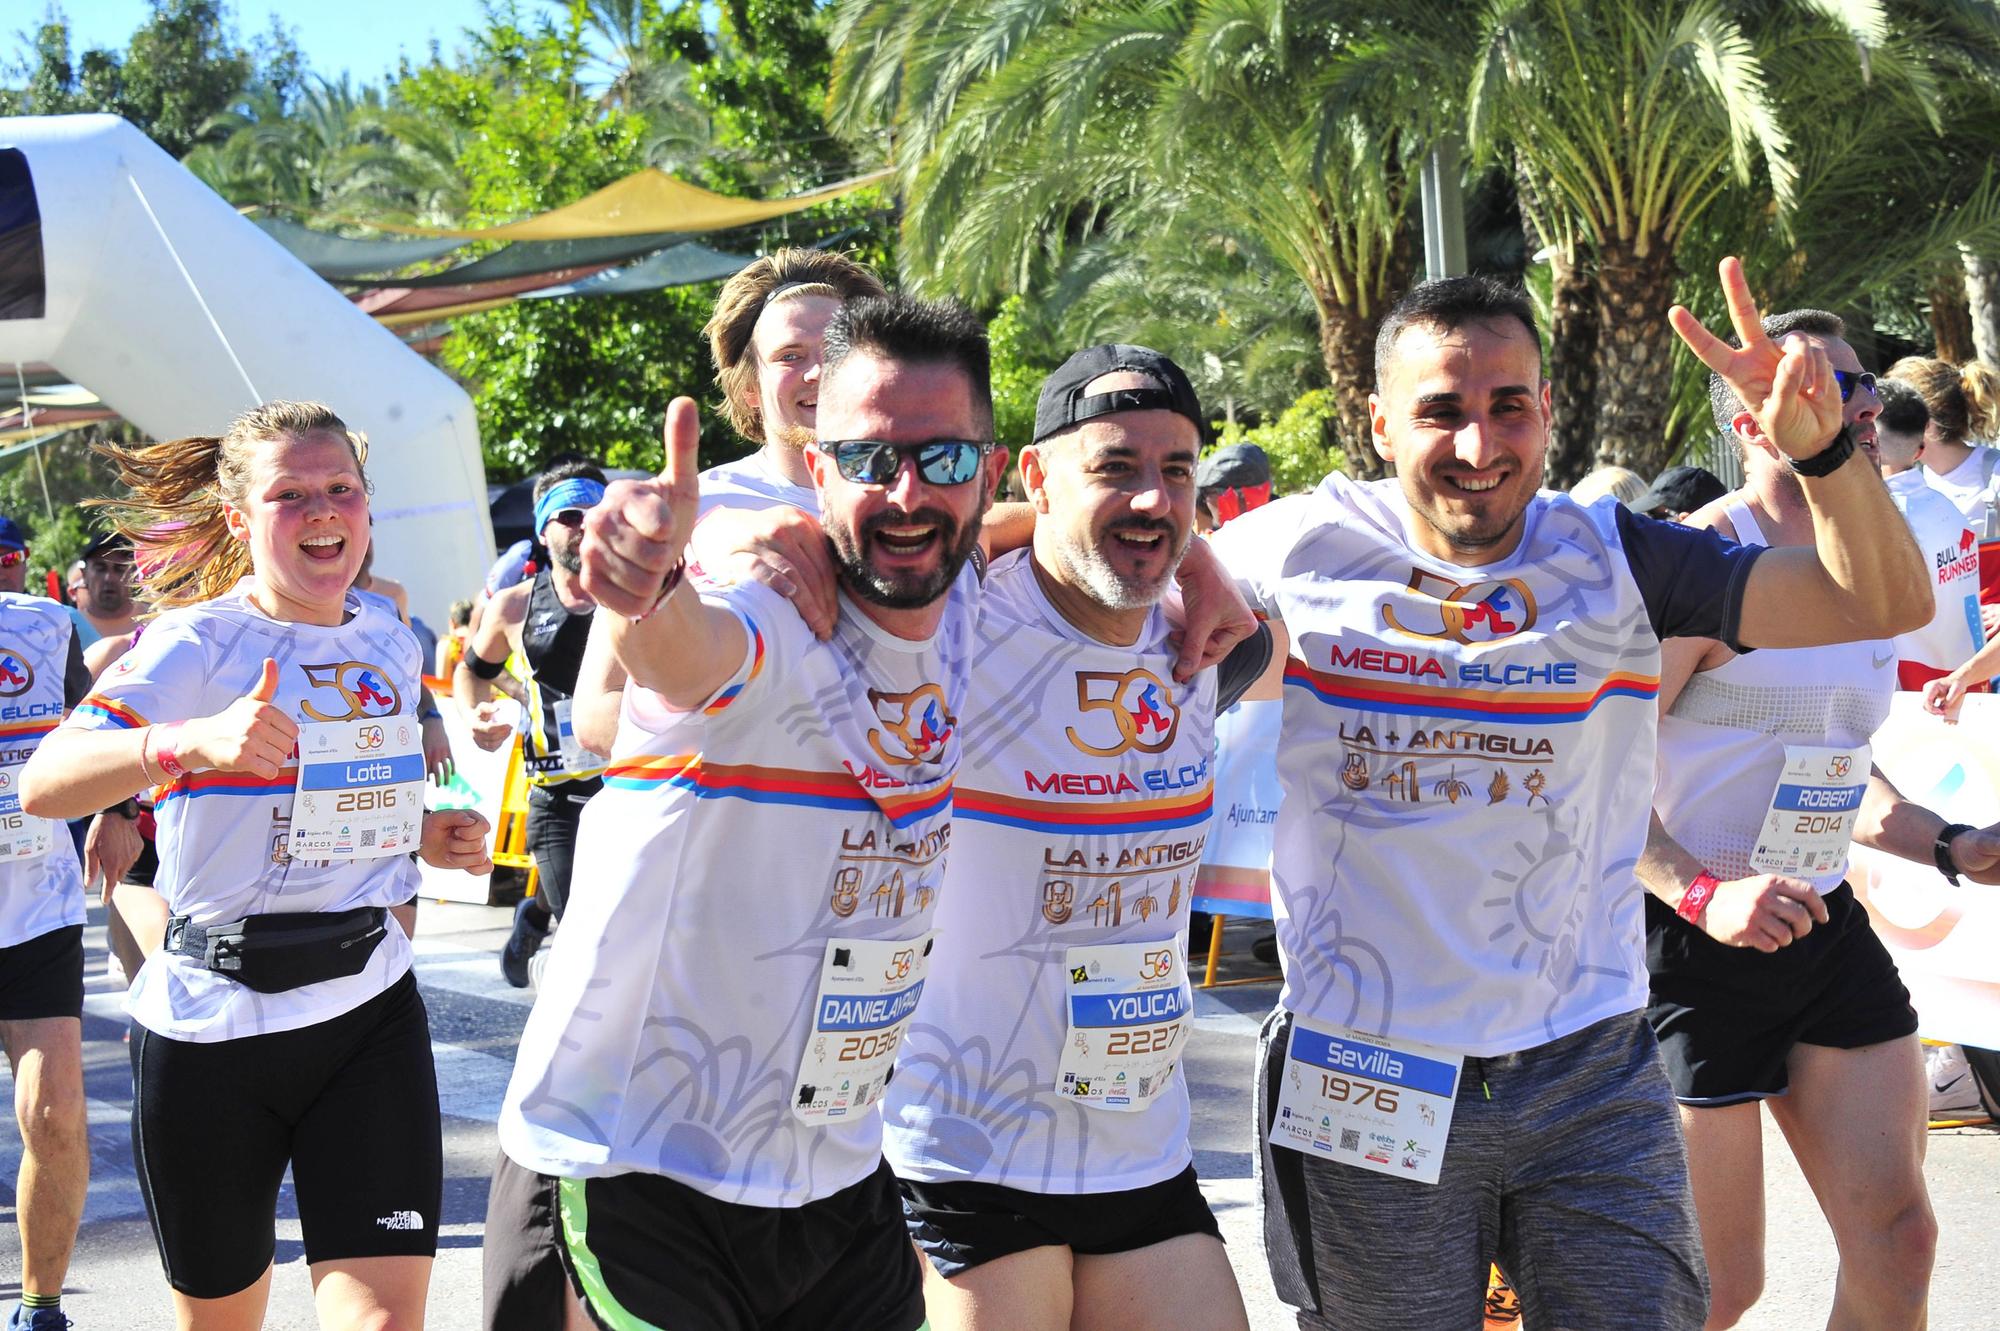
[178,657,299,778]
[581,397,703,617]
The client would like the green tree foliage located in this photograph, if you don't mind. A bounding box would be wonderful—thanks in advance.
[0,2,250,157]
[1212,389,1341,497]
[0,431,130,587]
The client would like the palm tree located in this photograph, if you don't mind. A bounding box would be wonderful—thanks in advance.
[1461,0,1985,477]
[830,0,1462,478]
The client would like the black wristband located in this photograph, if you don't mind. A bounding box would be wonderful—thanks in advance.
[1935,822,1975,885]
[466,651,506,680]
[1788,425,1855,479]
[107,798,140,820]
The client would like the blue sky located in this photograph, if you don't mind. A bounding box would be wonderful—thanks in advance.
[55,0,504,85]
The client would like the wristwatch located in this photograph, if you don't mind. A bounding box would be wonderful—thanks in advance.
[1788,425,1855,478]
[1934,822,1975,885]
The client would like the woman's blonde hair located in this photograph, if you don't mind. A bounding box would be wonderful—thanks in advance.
[93,400,369,612]
[1884,356,2000,447]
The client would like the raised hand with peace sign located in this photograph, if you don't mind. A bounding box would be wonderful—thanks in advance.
[1668,256,1844,464]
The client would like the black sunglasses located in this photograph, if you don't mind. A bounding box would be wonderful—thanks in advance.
[1832,370,1877,403]
[550,509,587,529]
[819,439,993,487]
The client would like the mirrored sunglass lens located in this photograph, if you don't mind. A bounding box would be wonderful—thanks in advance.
[832,442,898,483]
[917,443,980,484]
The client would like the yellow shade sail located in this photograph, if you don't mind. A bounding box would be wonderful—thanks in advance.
[356,168,892,242]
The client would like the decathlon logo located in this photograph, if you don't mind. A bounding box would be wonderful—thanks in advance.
[867,684,956,767]
[299,661,402,722]
[0,646,33,698]
[1381,569,1537,645]
[1065,669,1180,757]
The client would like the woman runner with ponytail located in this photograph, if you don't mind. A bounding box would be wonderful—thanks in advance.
[21,402,492,1330]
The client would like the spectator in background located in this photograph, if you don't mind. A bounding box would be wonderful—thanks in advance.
[0,516,30,594]
[1637,464,1728,524]
[1887,355,2000,628]
[67,533,139,649]
[62,560,84,609]
[1569,462,1649,507]
[1196,442,1274,534]
[437,598,474,679]
[1874,379,1985,692]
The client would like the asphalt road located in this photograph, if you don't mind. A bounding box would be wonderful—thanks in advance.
[4,902,1995,1329]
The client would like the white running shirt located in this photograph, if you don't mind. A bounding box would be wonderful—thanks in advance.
[0,594,85,949]
[1654,501,1894,895]
[1887,467,1983,676]
[1211,476,1762,1055]
[1924,444,2000,538]
[883,550,1220,1194]
[67,582,420,1042]
[500,571,979,1207]
[696,449,818,520]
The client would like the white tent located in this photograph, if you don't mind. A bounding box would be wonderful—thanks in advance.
[0,114,492,627]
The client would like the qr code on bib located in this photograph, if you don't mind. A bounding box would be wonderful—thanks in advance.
[1340,1129,1360,1152]
[361,830,377,849]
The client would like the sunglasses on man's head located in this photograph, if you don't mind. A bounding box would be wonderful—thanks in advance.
[0,550,23,569]
[818,439,993,487]
[1832,370,1878,403]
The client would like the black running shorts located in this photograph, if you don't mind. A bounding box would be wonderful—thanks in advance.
[899,1163,1224,1279]
[1645,883,1918,1105]
[129,971,443,1297]
[0,924,83,1022]
[558,1159,924,1331]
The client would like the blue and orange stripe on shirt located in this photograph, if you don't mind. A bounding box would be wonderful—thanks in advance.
[604,754,951,828]
[156,767,298,804]
[76,695,148,729]
[1284,658,1659,725]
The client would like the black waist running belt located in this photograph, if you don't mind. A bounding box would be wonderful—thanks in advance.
[165,907,389,994]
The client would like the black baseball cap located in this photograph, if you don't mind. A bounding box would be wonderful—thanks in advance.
[1196,443,1272,494]
[81,531,132,562]
[1636,464,1726,517]
[1033,344,1204,445]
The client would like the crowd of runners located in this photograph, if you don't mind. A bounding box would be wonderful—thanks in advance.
[2,245,1998,1331]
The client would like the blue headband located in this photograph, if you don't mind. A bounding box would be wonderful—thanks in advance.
[534,478,606,537]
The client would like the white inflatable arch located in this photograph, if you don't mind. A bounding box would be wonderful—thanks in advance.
[0,114,492,627]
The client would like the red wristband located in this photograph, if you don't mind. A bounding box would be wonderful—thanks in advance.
[628,560,687,624]
[1677,871,1720,926]
[150,723,188,780]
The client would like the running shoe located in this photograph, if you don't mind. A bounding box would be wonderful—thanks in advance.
[1927,1043,1983,1118]
[6,1303,72,1330]
[500,898,549,989]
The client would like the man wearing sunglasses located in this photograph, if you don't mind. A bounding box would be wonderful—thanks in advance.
[1639,307,1985,1330]
[499,294,999,1331]
[0,517,30,596]
[455,460,610,989]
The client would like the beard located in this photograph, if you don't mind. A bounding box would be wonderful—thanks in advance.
[1050,516,1188,610]
[825,496,984,610]
[550,540,584,575]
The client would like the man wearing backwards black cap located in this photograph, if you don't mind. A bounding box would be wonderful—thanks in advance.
[881,344,1268,1331]
[1638,463,1728,524]
[456,459,611,986]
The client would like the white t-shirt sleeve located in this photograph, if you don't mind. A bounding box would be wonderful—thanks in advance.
[66,613,211,732]
[621,581,807,736]
[1206,493,1316,617]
